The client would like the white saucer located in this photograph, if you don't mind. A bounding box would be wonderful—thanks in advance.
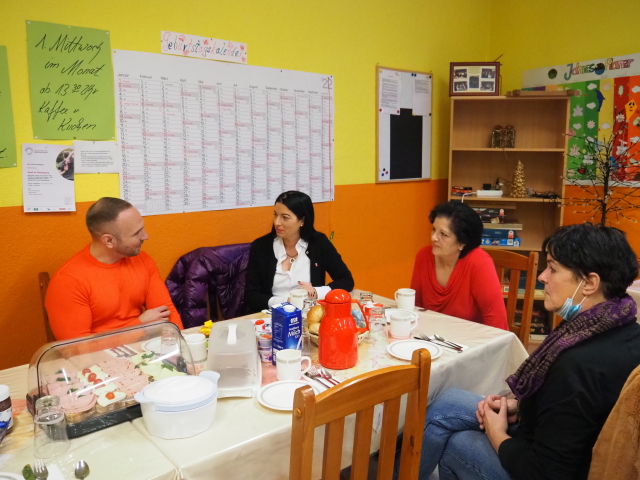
[141,337,161,353]
[387,339,442,361]
[257,380,321,411]
[0,473,23,480]
[384,308,419,325]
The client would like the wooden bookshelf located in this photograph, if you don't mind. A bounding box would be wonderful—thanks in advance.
[449,96,571,340]
[449,96,570,252]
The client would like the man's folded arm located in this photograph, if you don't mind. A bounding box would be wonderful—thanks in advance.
[145,258,184,329]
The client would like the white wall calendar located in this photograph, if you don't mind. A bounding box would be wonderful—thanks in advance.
[112,50,334,216]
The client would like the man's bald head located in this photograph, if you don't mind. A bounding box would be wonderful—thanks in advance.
[86,197,134,238]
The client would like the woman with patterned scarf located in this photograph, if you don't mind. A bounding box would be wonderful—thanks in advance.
[418,223,640,480]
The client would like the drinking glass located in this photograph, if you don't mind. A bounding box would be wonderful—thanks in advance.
[359,291,374,305]
[33,395,69,459]
[368,307,387,349]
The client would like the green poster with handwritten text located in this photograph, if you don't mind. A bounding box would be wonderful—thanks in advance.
[0,46,17,168]
[26,21,114,140]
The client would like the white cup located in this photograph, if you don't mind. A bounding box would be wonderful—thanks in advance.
[276,349,312,381]
[389,311,417,338]
[289,289,308,310]
[184,333,208,362]
[395,288,416,311]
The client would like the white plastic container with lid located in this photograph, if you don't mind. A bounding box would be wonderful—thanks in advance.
[0,384,13,434]
[134,371,220,439]
[207,319,262,398]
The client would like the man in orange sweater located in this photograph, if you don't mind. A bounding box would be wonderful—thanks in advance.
[46,197,183,340]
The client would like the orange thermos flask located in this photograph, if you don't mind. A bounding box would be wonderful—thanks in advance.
[318,289,359,369]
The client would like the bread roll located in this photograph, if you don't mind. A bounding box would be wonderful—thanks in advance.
[306,304,325,325]
[309,323,320,335]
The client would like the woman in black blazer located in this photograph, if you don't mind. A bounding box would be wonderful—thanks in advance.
[243,191,354,313]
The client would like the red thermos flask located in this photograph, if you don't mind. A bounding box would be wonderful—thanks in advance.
[318,289,359,369]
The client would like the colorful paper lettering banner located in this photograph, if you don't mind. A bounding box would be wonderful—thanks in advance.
[523,52,640,88]
[160,31,247,64]
[26,21,115,140]
[0,46,17,168]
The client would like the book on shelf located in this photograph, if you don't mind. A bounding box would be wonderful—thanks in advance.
[484,223,522,230]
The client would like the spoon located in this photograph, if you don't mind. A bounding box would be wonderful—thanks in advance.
[74,460,90,479]
[433,334,463,349]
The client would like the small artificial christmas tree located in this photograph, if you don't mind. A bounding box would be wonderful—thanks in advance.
[511,160,527,198]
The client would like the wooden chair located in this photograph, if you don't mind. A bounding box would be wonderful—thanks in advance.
[486,249,539,350]
[289,348,431,480]
[38,272,56,343]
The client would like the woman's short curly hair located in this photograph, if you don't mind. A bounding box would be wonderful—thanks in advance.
[542,223,639,299]
[429,201,483,258]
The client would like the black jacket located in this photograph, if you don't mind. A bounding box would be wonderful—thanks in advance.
[499,320,640,480]
[243,231,354,313]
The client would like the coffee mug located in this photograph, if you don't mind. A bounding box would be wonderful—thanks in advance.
[395,288,416,311]
[389,311,417,338]
[289,289,308,310]
[276,349,312,381]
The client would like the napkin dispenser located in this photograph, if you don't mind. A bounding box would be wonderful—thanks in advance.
[207,319,262,398]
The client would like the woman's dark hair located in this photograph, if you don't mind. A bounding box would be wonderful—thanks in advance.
[428,201,483,258]
[272,191,317,241]
[542,223,639,299]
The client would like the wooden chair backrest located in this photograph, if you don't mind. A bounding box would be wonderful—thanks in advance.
[289,348,431,480]
[485,249,539,349]
[38,272,56,343]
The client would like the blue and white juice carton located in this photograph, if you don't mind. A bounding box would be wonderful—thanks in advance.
[271,303,302,365]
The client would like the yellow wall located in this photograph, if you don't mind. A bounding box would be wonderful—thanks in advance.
[489,0,640,254]
[489,1,640,92]
[0,0,491,368]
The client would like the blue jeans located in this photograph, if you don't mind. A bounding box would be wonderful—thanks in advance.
[420,388,514,480]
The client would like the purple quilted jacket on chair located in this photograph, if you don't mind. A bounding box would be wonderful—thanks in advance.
[165,244,250,328]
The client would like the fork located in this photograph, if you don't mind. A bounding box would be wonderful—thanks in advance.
[308,365,336,387]
[34,458,49,480]
[417,332,462,353]
[319,368,340,386]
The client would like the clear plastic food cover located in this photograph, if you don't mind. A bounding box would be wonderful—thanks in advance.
[26,320,193,438]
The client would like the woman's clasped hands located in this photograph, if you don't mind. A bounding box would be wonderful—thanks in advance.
[476,395,518,451]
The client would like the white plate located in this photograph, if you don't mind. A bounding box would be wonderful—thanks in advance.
[387,339,442,361]
[141,337,162,353]
[384,308,419,325]
[257,380,321,411]
[0,473,23,480]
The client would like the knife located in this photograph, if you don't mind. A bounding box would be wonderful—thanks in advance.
[304,372,333,389]
[413,336,463,352]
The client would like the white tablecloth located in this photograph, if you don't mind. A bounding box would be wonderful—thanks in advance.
[0,367,178,480]
[132,294,528,480]
[0,293,528,480]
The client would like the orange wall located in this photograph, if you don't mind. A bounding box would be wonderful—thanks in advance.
[0,180,447,369]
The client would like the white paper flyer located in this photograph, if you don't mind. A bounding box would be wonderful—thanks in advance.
[22,143,76,212]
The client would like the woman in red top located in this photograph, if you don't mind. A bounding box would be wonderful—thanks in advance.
[411,201,508,330]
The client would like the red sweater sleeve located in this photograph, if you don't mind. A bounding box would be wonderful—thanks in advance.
[46,273,95,341]
[469,252,508,330]
[143,256,183,330]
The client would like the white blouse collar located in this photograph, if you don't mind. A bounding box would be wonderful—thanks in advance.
[273,236,308,260]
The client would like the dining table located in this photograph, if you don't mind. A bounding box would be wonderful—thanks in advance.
[0,290,528,479]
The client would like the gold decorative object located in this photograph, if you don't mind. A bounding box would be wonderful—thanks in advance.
[491,125,516,148]
[511,160,527,198]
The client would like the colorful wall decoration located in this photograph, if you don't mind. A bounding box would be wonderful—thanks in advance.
[524,53,640,184]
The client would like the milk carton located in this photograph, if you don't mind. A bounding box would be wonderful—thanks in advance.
[271,303,302,365]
